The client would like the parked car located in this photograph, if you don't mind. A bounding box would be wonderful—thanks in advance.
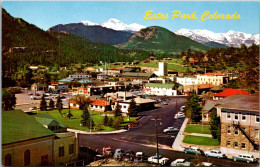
[44,93,51,96]
[29,106,38,111]
[171,159,190,166]
[232,154,257,163]
[161,101,168,105]
[205,150,226,158]
[180,106,186,111]
[174,112,186,119]
[201,162,213,166]
[163,127,178,133]
[135,152,144,162]
[113,148,124,160]
[184,147,204,155]
[148,154,169,165]
[125,150,135,161]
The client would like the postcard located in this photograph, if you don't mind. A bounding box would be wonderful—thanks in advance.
[1,1,259,166]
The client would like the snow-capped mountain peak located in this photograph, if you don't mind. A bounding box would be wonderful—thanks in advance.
[175,28,259,47]
[80,18,145,32]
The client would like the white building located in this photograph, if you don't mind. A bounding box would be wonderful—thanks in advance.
[176,76,197,86]
[69,74,91,80]
[112,97,156,114]
[97,73,109,80]
[144,83,179,96]
[197,73,224,86]
[154,62,168,76]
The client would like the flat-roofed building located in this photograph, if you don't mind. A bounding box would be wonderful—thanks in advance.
[217,94,259,158]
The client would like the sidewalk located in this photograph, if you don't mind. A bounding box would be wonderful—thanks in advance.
[67,128,128,134]
[184,132,212,138]
[172,118,188,151]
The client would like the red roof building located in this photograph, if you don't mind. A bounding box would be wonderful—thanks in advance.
[204,73,223,76]
[89,99,109,106]
[213,88,250,100]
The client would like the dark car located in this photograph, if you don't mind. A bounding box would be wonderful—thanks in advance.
[125,150,135,161]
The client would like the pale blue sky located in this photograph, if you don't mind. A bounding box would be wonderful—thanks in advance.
[2,1,259,34]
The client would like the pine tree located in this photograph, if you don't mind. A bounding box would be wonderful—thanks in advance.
[103,114,109,126]
[209,108,221,142]
[81,105,95,129]
[184,92,202,122]
[67,104,73,119]
[114,102,122,117]
[2,89,16,111]
[56,95,63,115]
[40,95,47,111]
[49,99,55,110]
[128,98,137,117]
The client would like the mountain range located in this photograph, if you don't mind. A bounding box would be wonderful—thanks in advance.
[119,26,208,53]
[174,28,259,47]
[48,23,133,45]
[81,18,145,32]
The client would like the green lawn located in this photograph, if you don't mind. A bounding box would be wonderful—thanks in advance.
[183,135,219,146]
[184,124,211,134]
[34,109,137,132]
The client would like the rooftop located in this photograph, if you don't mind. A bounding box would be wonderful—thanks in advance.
[217,94,259,112]
[89,99,109,106]
[213,88,249,97]
[2,110,54,145]
[145,83,176,89]
[34,113,67,128]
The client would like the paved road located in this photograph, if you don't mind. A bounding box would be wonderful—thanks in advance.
[78,97,257,166]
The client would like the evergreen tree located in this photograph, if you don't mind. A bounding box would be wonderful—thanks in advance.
[2,89,16,111]
[49,99,55,110]
[184,92,202,122]
[114,102,122,117]
[209,108,221,142]
[107,117,114,126]
[56,95,63,115]
[40,95,47,111]
[113,117,122,130]
[67,104,73,119]
[103,114,109,126]
[128,98,137,117]
[81,105,95,129]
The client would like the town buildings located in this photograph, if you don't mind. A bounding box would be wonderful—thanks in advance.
[216,94,259,158]
[2,110,79,166]
[144,83,182,96]
[196,73,225,86]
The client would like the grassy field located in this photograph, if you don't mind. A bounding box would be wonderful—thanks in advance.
[184,124,211,134]
[92,58,193,72]
[183,135,219,146]
[34,109,137,132]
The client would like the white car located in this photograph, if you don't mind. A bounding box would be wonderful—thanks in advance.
[174,112,186,119]
[180,106,186,111]
[148,155,169,165]
[29,106,38,111]
[202,162,213,166]
[163,127,178,133]
[205,150,226,158]
[171,159,190,166]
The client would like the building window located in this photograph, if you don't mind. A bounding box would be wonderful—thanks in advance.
[241,143,246,149]
[69,144,74,154]
[226,141,231,147]
[227,112,231,119]
[227,126,231,134]
[234,142,238,148]
[254,129,259,138]
[242,114,246,121]
[234,114,238,120]
[123,106,126,108]
[5,154,12,166]
[59,146,64,157]
[234,128,239,135]
[24,150,30,166]
[256,116,259,123]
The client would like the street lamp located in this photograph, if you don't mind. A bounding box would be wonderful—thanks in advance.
[151,116,162,165]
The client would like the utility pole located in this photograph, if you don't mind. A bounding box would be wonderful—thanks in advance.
[151,116,162,165]
[176,100,178,130]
